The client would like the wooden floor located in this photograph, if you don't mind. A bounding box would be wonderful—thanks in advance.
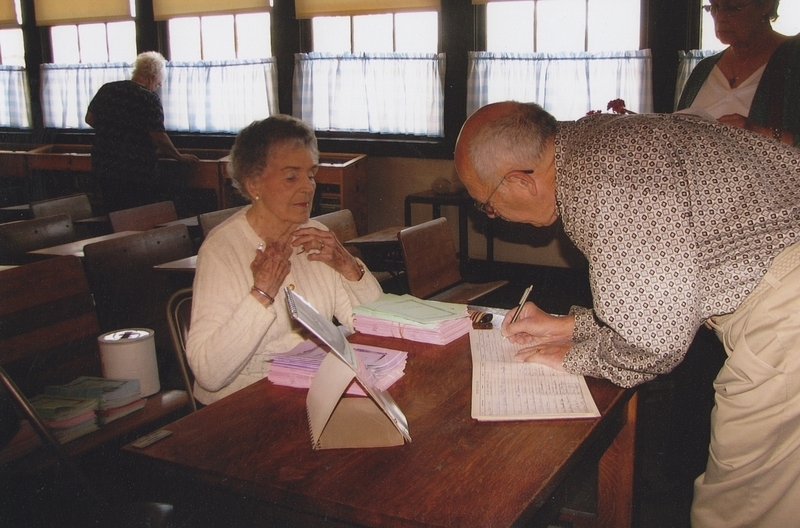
[1,259,724,528]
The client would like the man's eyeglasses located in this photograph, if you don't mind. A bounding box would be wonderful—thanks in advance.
[474,169,534,217]
[702,1,754,15]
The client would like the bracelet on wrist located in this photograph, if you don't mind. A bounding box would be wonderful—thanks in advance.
[772,127,782,141]
[251,286,274,304]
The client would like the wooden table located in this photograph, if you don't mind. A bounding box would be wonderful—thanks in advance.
[124,332,636,528]
[343,226,405,275]
[27,231,139,258]
[153,254,197,273]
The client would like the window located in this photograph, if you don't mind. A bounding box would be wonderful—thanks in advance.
[168,12,272,61]
[486,0,640,53]
[312,12,438,53]
[296,9,444,136]
[472,0,651,120]
[0,0,29,127]
[700,0,800,50]
[50,21,137,64]
[0,27,24,66]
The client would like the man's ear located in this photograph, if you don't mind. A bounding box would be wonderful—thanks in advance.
[507,170,538,196]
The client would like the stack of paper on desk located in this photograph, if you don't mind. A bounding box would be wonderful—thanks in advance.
[269,339,407,395]
[470,329,600,421]
[353,294,472,345]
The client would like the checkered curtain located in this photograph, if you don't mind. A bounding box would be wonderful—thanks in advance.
[0,65,31,128]
[162,59,278,133]
[467,50,653,119]
[40,58,278,132]
[674,49,720,111]
[293,52,445,137]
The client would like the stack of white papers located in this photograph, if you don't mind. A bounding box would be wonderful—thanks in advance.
[353,294,472,345]
[269,339,407,396]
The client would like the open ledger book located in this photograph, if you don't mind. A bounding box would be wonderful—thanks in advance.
[470,329,600,421]
[285,288,411,449]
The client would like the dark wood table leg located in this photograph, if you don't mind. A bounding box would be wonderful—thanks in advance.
[597,392,637,528]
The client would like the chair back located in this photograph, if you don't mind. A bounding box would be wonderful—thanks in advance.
[31,193,93,221]
[83,224,195,336]
[0,256,101,397]
[108,201,177,232]
[198,205,246,238]
[166,288,196,412]
[313,209,359,242]
[397,217,463,299]
[0,214,76,265]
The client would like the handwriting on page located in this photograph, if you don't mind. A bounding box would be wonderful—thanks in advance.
[470,330,599,420]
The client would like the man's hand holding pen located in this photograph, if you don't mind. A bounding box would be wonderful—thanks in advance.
[501,298,576,372]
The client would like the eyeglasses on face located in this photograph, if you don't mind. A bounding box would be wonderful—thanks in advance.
[473,169,534,217]
[702,1,755,15]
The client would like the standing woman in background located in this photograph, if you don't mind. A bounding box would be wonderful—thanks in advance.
[677,0,800,147]
[86,51,198,212]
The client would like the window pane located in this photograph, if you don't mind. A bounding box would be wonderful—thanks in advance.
[169,17,202,61]
[487,1,534,52]
[588,0,640,51]
[395,11,438,53]
[537,0,585,52]
[773,1,800,36]
[236,12,271,59]
[107,21,136,62]
[78,24,109,63]
[353,13,393,52]
[51,26,80,64]
[202,15,236,61]
[312,16,350,53]
[0,28,25,66]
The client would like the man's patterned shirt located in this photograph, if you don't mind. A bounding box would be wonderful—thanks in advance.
[555,113,800,387]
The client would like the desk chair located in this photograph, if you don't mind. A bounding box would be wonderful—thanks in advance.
[83,224,195,389]
[0,213,75,265]
[0,255,190,474]
[31,193,110,238]
[397,217,508,304]
[166,288,197,412]
[108,200,177,232]
[198,205,246,238]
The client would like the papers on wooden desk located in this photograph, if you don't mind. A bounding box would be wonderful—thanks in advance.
[470,329,600,421]
[353,294,472,345]
[268,339,407,396]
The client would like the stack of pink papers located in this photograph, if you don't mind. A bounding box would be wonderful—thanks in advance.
[353,294,472,345]
[269,339,407,396]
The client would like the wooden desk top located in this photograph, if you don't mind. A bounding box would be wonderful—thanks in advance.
[156,216,199,229]
[343,226,404,247]
[124,333,634,527]
[153,254,197,273]
[28,231,139,258]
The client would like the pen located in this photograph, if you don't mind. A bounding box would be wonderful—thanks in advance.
[509,285,533,325]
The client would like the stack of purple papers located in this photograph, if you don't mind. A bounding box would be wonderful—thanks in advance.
[268,339,407,396]
[353,294,472,345]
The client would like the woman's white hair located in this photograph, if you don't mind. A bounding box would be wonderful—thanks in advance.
[132,51,166,82]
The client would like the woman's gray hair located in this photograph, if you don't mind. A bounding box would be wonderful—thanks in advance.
[132,51,166,82]
[228,115,319,201]
[468,102,558,184]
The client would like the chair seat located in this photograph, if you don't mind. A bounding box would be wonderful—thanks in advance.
[429,279,509,304]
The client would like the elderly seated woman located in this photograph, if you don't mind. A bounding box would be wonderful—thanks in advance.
[186,115,382,405]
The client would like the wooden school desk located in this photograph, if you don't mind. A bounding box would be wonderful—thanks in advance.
[27,231,139,258]
[124,332,636,528]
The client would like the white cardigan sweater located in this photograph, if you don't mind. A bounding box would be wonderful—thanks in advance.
[186,207,382,405]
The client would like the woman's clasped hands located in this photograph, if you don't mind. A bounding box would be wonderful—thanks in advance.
[291,226,364,282]
[501,300,576,371]
[250,240,292,306]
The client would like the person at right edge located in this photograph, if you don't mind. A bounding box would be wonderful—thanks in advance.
[676,0,799,147]
[455,101,800,527]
